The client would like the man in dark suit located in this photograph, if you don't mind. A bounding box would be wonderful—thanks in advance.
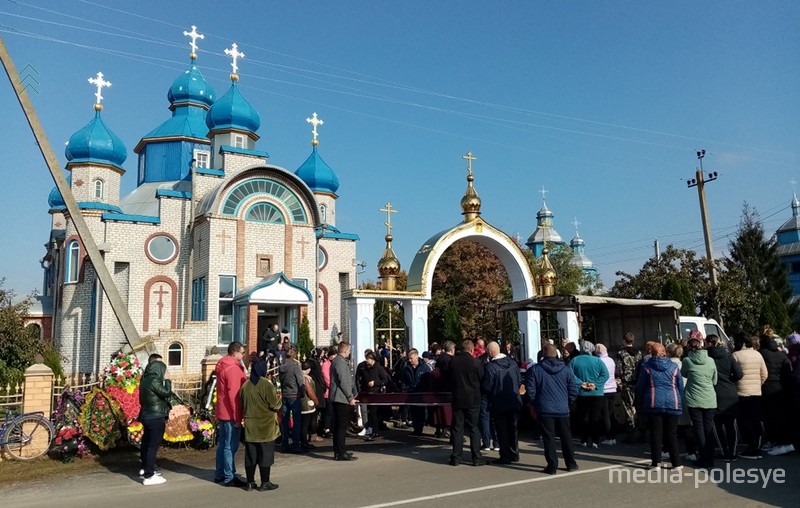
[483,341,522,464]
[447,339,485,466]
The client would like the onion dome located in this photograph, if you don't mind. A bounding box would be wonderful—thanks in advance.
[378,233,402,291]
[168,61,215,108]
[205,82,260,134]
[47,176,70,209]
[537,202,554,220]
[65,110,127,169]
[536,248,558,296]
[295,147,340,194]
[460,173,481,222]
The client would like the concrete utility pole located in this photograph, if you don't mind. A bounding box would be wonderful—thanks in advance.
[686,149,721,322]
[0,36,150,356]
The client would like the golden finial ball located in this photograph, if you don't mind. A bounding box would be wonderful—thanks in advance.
[93,104,103,112]
[230,73,239,82]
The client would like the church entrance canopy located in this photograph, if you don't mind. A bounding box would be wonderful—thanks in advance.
[233,272,312,355]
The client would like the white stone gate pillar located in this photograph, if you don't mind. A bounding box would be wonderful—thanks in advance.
[403,298,429,354]
[557,311,580,342]
[347,297,375,366]
[518,310,541,365]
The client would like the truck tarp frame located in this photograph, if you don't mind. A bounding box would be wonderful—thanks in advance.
[498,295,682,313]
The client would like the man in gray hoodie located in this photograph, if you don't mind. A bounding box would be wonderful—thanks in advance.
[329,341,358,460]
[279,347,305,453]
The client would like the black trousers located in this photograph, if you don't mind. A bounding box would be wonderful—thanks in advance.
[688,407,716,467]
[576,396,604,445]
[648,413,680,467]
[450,406,481,461]
[140,415,166,479]
[332,402,352,457]
[491,409,519,462]
[367,404,380,433]
[410,406,426,434]
[244,440,274,483]
[539,415,576,471]
[738,396,762,452]
[600,393,617,439]
[762,391,788,445]
[714,413,738,460]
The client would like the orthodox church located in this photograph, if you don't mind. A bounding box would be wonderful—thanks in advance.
[40,30,358,375]
[525,191,598,283]
[776,191,800,300]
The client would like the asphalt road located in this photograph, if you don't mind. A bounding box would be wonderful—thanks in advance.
[2,430,797,508]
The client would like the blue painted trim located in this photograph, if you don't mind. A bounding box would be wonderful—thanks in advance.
[66,158,125,171]
[219,145,270,158]
[77,202,124,213]
[156,189,192,199]
[101,213,160,224]
[316,230,360,241]
[196,168,225,177]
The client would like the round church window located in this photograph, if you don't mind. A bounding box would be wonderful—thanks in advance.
[318,246,328,270]
[146,233,178,264]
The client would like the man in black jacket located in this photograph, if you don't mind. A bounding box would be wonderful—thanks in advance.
[483,341,522,464]
[447,340,485,466]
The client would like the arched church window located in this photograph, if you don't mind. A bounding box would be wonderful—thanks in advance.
[245,202,285,224]
[26,323,41,340]
[167,342,183,366]
[319,204,327,224]
[221,179,307,223]
[65,240,80,283]
[318,246,328,270]
[94,179,104,199]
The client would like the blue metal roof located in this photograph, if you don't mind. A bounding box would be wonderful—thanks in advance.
[101,213,160,224]
[48,175,70,209]
[295,147,340,194]
[140,106,210,142]
[219,145,270,158]
[316,224,359,241]
[206,82,260,134]
[65,110,127,169]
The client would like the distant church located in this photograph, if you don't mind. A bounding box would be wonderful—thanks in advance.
[36,30,358,375]
[776,190,800,301]
[525,190,598,284]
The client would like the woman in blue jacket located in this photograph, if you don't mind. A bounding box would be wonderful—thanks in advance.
[636,343,684,470]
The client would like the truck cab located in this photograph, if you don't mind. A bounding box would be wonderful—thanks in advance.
[678,317,730,347]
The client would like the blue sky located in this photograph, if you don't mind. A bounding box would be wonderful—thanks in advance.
[0,1,798,296]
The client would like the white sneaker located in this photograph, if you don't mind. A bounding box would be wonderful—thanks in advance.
[143,475,167,486]
[357,428,367,437]
[767,444,795,456]
[600,439,616,445]
[592,443,599,449]
[580,442,588,447]
[481,447,491,452]
[761,441,775,451]
[139,469,161,479]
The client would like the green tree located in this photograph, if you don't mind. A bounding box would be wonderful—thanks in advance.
[610,245,709,315]
[0,280,46,387]
[443,303,463,343]
[725,203,794,335]
[428,240,514,343]
[296,312,314,360]
[526,247,602,296]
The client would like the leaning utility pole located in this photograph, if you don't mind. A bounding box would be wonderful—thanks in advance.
[686,149,721,323]
[0,36,150,356]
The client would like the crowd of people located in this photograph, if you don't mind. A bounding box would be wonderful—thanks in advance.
[135,324,800,487]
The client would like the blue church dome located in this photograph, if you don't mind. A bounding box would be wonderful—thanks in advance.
[168,62,216,108]
[47,176,70,209]
[205,82,260,133]
[295,147,340,194]
[65,110,127,169]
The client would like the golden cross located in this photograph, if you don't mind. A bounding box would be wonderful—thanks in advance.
[380,202,398,235]
[462,151,476,177]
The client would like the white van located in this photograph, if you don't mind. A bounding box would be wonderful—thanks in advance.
[678,317,731,346]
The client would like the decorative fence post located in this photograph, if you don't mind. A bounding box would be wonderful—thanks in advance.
[23,363,55,416]
[201,354,221,384]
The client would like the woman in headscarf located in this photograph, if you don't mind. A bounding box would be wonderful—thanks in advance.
[240,359,281,491]
[637,343,684,470]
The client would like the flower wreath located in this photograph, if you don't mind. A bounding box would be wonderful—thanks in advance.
[79,387,123,451]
